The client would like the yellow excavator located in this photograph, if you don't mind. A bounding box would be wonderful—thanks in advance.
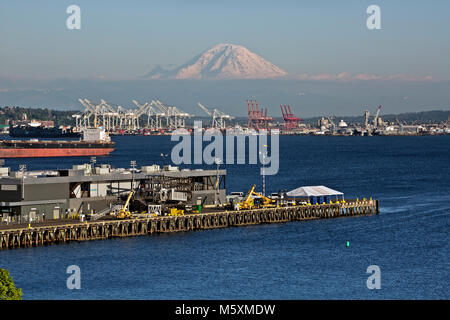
[234,185,276,210]
[117,189,134,219]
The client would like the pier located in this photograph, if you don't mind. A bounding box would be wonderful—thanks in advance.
[0,199,379,250]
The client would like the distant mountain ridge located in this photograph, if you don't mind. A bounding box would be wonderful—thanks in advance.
[144,43,287,80]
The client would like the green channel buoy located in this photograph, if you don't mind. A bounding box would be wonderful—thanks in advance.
[346,241,350,247]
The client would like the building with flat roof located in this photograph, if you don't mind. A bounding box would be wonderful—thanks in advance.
[0,163,226,223]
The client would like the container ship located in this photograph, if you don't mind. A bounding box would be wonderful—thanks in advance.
[9,124,80,138]
[0,128,114,158]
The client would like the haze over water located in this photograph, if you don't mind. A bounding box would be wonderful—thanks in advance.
[1,135,449,299]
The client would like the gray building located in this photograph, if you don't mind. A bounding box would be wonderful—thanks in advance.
[0,163,226,223]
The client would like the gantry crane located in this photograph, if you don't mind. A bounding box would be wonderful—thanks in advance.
[197,102,233,129]
[364,109,370,131]
[133,100,160,129]
[77,98,100,128]
[280,105,302,130]
[327,116,337,134]
[73,98,191,132]
[373,105,382,129]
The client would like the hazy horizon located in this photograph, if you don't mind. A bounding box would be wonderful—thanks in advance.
[1,78,449,118]
[1,1,449,117]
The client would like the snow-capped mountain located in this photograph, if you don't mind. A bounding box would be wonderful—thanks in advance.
[144,43,287,80]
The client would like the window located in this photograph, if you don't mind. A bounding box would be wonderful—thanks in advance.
[1,184,18,191]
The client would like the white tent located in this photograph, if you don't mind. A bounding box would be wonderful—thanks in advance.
[286,186,343,198]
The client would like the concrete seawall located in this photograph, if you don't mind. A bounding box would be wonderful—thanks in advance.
[0,200,379,250]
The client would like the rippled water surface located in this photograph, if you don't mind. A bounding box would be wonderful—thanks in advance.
[1,135,449,299]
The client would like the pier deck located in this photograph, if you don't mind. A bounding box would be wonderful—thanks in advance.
[0,199,379,250]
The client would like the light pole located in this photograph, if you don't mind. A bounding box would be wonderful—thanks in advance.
[214,157,222,205]
[130,160,136,190]
[19,164,26,223]
[160,153,168,168]
[159,154,168,209]
[19,164,26,200]
[259,145,267,196]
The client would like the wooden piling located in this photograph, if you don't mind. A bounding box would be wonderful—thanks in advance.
[0,200,379,250]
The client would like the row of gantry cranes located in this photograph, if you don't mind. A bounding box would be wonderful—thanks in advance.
[73,98,192,132]
[72,98,238,132]
[72,98,303,133]
[72,98,390,135]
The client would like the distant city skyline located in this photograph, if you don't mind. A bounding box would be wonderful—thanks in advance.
[0,1,449,116]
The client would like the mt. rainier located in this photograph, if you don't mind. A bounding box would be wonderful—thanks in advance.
[145,43,287,80]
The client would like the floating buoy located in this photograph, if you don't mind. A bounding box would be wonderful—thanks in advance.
[346,241,350,247]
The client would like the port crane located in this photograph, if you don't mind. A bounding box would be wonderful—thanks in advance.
[77,98,97,128]
[151,100,191,129]
[197,103,233,129]
[326,116,337,134]
[363,105,383,135]
[364,109,370,131]
[247,100,273,130]
[73,98,192,132]
[152,100,170,128]
[395,117,404,133]
[100,99,121,131]
[373,105,382,129]
[280,105,302,130]
[171,105,191,128]
[84,99,105,128]
[133,100,160,129]
[132,100,160,130]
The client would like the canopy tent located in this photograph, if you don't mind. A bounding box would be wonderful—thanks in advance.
[286,186,344,200]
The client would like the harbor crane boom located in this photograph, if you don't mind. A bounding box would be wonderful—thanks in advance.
[197,103,212,116]
[197,102,233,129]
[373,105,382,129]
[327,116,337,134]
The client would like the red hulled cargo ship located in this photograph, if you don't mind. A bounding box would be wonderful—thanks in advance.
[0,128,115,158]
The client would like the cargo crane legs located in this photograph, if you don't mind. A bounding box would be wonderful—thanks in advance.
[280,105,302,130]
[247,100,273,130]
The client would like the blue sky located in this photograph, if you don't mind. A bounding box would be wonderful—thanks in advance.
[0,1,449,116]
[1,0,449,80]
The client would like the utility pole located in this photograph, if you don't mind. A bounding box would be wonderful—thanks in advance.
[214,158,222,205]
[130,160,136,190]
[160,153,168,167]
[19,164,26,200]
[260,145,267,196]
[160,153,168,207]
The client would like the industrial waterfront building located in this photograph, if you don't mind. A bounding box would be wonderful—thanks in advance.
[0,163,226,223]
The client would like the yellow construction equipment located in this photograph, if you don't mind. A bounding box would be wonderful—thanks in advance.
[234,184,255,210]
[235,185,276,210]
[169,208,184,216]
[117,189,134,219]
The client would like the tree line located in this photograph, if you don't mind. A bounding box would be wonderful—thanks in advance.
[0,106,77,127]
